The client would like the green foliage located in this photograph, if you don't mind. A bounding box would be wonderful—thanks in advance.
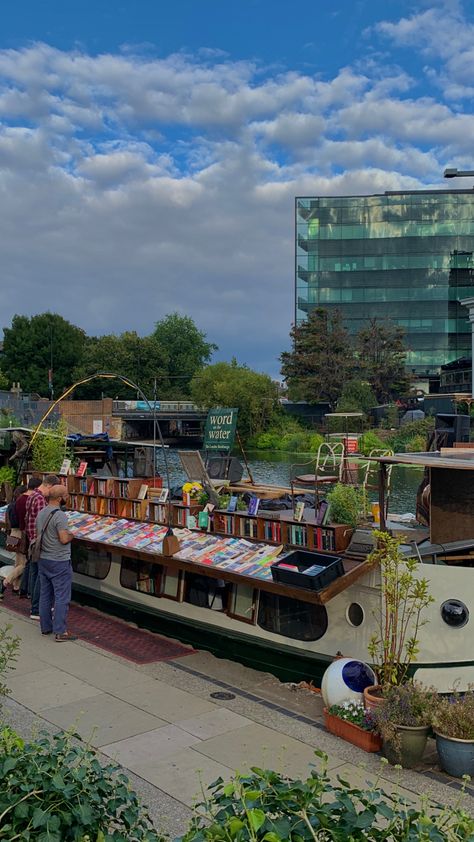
[31,417,69,473]
[176,751,474,841]
[153,313,217,398]
[356,318,411,402]
[248,418,323,453]
[0,467,15,486]
[337,379,376,414]
[367,531,435,687]
[0,371,9,390]
[73,331,169,399]
[404,434,427,452]
[191,361,279,440]
[387,418,435,453]
[250,431,281,450]
[358,431,386,456]
[280,307,355,408]
[308,433,325,452]
[1,313,86,397]
[432,689,474,741]
[0,725,24,754]
[0,729,163,841]
[0,623,20,702]
[0,409,19,428]
[328,700,376,732]
[327,483,367,528]
[277,431,312,452]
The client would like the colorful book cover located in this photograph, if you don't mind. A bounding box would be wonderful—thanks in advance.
[247,495,260,516]
[198,510,209,529]
[294,502,305,522]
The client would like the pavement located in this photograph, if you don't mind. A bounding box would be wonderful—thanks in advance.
[1,602,473,839]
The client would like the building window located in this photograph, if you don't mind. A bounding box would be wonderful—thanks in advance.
[71,544,111,580]
[257,593,328,641]
[120,556,164,596]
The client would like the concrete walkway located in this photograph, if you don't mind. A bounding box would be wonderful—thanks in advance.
[1,604,473,838]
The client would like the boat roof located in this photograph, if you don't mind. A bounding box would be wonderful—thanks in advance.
[376,450,474,470]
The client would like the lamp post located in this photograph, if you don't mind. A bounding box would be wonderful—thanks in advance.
[444,168,474,179]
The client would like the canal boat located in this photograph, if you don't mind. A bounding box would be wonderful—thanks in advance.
[1,449,473,691]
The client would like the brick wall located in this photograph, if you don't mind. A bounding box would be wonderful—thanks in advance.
[58,398,122,438]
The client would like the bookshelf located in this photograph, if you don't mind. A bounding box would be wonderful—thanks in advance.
[67,475,149,521]
[208,508,352,553]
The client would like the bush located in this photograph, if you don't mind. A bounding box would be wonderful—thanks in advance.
[404,434,427,452]
[0,729,163,841]
[0,466,15,486]
[387,418,435,453]
[251,431,281,450]
[308,433,325,452]
[177,751,474,841]
[0,623,20,702]
[358,431,386,456]
[277,432,311,453]
[327,483,367,527]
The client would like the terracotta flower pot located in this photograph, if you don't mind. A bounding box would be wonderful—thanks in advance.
[363,684,384,710]
[383,724,431,769]
[324,709,382,753]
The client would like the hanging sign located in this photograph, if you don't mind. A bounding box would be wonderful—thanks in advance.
[203,408,239,452]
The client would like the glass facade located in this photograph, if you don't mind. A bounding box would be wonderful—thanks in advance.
[296,190,474,374]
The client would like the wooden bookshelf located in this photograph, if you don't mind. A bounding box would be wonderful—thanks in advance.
[67,475,149,521]
[208,508,352,553]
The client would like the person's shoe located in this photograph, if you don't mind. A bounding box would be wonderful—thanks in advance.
[41,630,52,635]
[55,632,77,642]
[30,614,40,620]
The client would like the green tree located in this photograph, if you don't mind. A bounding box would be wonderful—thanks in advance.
[152,313,217,398]
[190,360,279,439]
[356,318,411,403]
[1,313,86,397]
[280,308,355,408]
[337,379,377,414]
[31,417,70,472]
[73,332,169,399]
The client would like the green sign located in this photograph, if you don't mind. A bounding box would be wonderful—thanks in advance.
[203,408,238,452]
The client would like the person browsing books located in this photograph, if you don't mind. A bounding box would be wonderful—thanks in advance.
[36,484,76,642]
[24,475,60,617]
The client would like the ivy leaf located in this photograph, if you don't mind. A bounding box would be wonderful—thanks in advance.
[248,809,265,832]
[32,807,49,828]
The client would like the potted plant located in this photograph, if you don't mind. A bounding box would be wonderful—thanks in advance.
[364,531,434,707]
[372,682,437,768]
[432,689,474,778]
[327,483,367,528]
[324,699,382,752]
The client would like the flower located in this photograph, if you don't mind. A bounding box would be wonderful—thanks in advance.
[328,700,376,731]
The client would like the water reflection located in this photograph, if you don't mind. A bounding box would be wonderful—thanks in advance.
[156,449,422,515]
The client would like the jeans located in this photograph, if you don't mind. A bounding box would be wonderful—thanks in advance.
[38,558,72,635]
[20,560,30,596]
[29,562,40,614]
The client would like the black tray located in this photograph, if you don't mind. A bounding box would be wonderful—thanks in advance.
[271,550,344,591]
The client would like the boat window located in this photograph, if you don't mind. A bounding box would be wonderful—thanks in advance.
[257,592,328,641]
[120,556,164,596]
[230,584,257,623]
[162,568,181,600]
[71,544,111,580]
[184,572,231,611]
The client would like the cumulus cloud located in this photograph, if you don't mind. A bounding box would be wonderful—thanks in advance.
[0,8,472,376]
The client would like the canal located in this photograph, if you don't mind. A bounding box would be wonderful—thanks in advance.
[156,448,423,515]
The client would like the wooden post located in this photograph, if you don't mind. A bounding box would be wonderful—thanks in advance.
[236,431,255,485]
[379,462,387,532]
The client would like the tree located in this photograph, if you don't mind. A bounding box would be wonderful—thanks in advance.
[337,379,376,414]
[152,313,217,398]
[280,308,355,408]
[1,313,86,397]
[356,318,411,403]
[190,360,279,439]
[73,332,169,399]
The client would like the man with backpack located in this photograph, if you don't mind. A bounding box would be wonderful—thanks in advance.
[35,484,76,641]
[24,474,60,619]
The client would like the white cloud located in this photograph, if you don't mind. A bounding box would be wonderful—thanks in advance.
[0,21,471,376]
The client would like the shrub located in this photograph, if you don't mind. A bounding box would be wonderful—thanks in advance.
[277,432,311,453]
[387,418,435,453]
[358,431,386,456]
[32,417,71,473]
[0,623,20,702]
[308,433,325,452]
[403,434,427,452]
[0,729,163,841]
[176,751,474,841]
[0,466,15,486]
[327,483,367,528]
[433,689,474,740]
[251,431,280,450]
[373,683,437,755]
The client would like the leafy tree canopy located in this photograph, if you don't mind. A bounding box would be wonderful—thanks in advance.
[280,308,355,409]
[337,379,376,415]
[72,332,169,399]
[1,313,86,396]
[152,313,217,398]
[356,318,411,403]
[190,359,279,439]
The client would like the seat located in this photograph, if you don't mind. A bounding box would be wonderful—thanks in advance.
[289,443,344,512]
[178,450,229,506]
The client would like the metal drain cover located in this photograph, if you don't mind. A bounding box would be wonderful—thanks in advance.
[210,691,235,700]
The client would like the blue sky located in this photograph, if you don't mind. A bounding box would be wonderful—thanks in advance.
[0,0,473,377]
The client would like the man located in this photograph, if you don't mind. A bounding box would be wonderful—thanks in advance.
[25,474,60,619]
[36,484,76,641]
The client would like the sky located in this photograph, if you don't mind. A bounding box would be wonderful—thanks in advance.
[0,0,473,377]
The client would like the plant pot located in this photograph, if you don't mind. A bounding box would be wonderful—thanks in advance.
[382,724,430,769]
[363,685,384,711]
[324,709,382,753]
[435,731,474,778]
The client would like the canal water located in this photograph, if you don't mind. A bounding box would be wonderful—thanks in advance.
[156,448,423,515]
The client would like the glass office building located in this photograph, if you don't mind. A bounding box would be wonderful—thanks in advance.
[296,190,474,376]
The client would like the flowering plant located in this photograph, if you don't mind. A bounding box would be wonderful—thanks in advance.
[432,688,474,740]
[182,482,203,500]
[373,682,437,748]
[327,700,376,732]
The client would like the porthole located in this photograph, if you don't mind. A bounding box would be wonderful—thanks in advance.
[441,600,469,628]
[346,602,364,627]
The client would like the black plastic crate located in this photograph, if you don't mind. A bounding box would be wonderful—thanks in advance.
[271,550,344,591]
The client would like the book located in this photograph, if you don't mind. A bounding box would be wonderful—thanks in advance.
[158,488,169,503]
[186,514,197,529]
[315,499,328,526]
[294,501,305,522]
[227,495,238,512]
[76,461,88,477]
[59,458,71,476]
[198,510,209,529]
[137,484,149,500]
[247,495,260,516]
